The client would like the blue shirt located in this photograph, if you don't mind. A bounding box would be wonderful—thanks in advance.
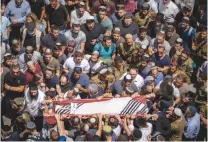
[4,0,31,24]
[93,43,116,60]
[146,72,164,86]
[0,16,11,40]
[182,26,196,50]
[184,113,200,138]
[152,53,171,67]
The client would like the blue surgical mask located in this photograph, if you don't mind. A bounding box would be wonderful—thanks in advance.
[27,31,34,36]
[72,30,79,34]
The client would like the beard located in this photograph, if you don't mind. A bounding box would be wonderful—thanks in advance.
[30,93,39,100]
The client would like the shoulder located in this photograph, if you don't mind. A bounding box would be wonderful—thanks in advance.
[23,0,30,6]
[81,59,89,64]
[71,10,76,15]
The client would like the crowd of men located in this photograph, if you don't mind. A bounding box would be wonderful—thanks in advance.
[0,0,207,141]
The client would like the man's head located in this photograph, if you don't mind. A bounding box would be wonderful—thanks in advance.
[78,2,86,16]
[25,46,34,59]
[53,42,62,57]
[157,31,165,44]
[60,74,69,86]
[129,68,137,80]
[88,84,99,97]
[185,106,197,119]
[141,3,149,16]
[175,38,183,50]
[103,36,112,47]
[181,17,190,28]
[15,0,23,7]
[139,26,147,40]
[66,88,79,99]
[200,27,207,39]
[26,122,36,133]
[124,13,133,26]
[11,39,21,53]
[91,51,99,63]
[44,49,53,63]
[50,0,58,9]
[72,21,80,34]
[3,53,12,67]
[180,49,189,62]
[170,61,177,73]
[116,4,125,17]
[10,63,20,77]
[27,61,36,73]
[73,67,82,79]
[114,56,123,68]
[98,6,107,20]
[112,27,121,41]
[45,67,55,79]
[155,13,165,26]
[29,82,38,99]
[163,0,170,5]
[125,34,133,46]
[157,45,166,58]
[183,5,192,17]
[74,51,84,64]
[67,40,76,53]
[1,125,12,138]
[26,22,36,36]
[124,74,132,87]
[174,74,185,87]
[86,16,95,30]
[51,25,59,39]
[165,25,174,38]
[150,66,158,78]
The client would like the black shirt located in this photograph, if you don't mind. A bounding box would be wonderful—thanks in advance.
[41,34,67,50]
[175,12,197,29]
[28,0,44,19]
[81,23,106,54]
[4,72,26,100]
[23,32,43,50]
[46,4,69,27]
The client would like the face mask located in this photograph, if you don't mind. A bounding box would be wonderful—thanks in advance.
[72,30,79,34]
[27,31,34,36]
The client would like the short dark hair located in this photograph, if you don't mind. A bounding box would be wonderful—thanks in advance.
[10,63,20,70]
[51,25,59,31]
[103,36,112,42]
[181,49,190,56]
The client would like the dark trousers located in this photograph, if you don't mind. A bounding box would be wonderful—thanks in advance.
[31,115,44,132]
[9,25,22,43]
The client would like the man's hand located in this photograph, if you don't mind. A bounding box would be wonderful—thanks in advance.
[11,18,18,24]
[97,113,103,120]
[4,83,10,90]
[115,94,120,98]
[55,114,60,120]
[90,39,97,45]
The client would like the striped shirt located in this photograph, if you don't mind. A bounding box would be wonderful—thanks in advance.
[4,0,31,24]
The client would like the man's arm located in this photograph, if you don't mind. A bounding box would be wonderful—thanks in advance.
[5,83,24,92]
[17,4,31,23]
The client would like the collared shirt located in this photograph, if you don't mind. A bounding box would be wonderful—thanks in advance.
[184,113,200,138]
[4,0,31,24]
[119,72,144,90]
[0,16,11,40]
[64,30,86,51]
[159,0,179,23]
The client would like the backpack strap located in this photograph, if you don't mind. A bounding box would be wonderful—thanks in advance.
[36,30,42,51]
[22,28,27,46]
[188,27,194,36]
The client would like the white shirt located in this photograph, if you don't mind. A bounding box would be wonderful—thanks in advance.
[120,72,144,89]
[139,123,153,141]
[24,88,45,117]
[63,57,90,72]
[159,0,179,23]
[71,10,91,25]
[135,37,150,47]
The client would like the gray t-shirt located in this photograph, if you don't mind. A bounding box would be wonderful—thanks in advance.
[64,30,86,51]
[94,15,113,31]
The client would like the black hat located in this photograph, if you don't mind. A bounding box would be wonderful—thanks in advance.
[74,67,82,74]
[29,82,38,90]
[133,128,142,141]
[156,117,171,135]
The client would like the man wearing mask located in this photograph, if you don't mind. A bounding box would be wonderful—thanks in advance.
[177,17,196,51]
[159,0,179,24]
[111,27,125,49]
[115,13,139,38]
[71,2,90,25]
[4,0,31,40]
[95,6,113,32]
[18,46,41,73]
[46,0,69,34]
[22,22,43,51]
[81,16,106,54]
[111,4,127,26]
[165,25,180,47]
[24,83,46,131]
[64,21,86,52]
[118,34,141,67]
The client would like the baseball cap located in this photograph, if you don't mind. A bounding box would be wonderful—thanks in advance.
[27,122,36,130]
[150,66,158,70]
[103,125,113,135]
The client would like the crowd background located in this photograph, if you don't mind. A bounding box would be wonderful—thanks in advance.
[0,0,207,141]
